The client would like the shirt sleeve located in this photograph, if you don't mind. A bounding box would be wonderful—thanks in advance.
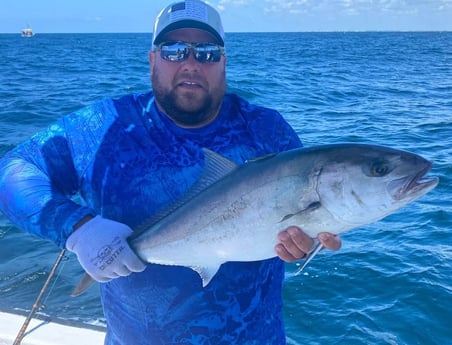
[0,99,119,247]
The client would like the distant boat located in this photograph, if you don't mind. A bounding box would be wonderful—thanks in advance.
[21,25,34,37]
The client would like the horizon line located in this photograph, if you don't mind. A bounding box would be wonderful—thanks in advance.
[3,30,452,35]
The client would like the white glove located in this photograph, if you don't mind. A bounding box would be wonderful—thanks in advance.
[66,215,146,282]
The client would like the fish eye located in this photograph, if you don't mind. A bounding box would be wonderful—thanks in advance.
[370,160,391,177]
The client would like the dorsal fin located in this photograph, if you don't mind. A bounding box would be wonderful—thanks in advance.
[194,148,239,190]
[131,149,239,238]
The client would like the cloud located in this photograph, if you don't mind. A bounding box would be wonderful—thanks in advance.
[254,0,452,16]
[215,0,452,31]
[438,0,452,11]
[263,0,310,14]
[217,0,256,12]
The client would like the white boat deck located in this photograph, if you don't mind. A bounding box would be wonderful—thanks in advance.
[0,311,105,345]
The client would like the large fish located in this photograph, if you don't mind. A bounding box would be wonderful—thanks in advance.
[72,143,438,296]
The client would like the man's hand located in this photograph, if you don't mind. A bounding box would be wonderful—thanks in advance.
[275,226,341,262]
[66,216,146,282]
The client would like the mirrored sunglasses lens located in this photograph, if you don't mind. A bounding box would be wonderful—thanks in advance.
[160,42,189,62]
[194,44,222,62]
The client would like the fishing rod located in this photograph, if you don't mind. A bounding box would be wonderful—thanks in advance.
[13,249,67,345]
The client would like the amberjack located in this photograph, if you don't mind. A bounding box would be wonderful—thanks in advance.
[72,143,438,296]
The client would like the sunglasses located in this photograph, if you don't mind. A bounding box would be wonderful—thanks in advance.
[157,41,225,63]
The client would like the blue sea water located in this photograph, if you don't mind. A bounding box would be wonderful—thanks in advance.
[0,32,451,344]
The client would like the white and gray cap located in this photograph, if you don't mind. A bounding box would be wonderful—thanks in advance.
[152,0,225,47]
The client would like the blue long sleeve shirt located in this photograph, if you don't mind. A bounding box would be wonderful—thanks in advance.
[0,92,302,344]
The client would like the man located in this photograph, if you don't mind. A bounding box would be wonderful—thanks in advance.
[0,1,340,343]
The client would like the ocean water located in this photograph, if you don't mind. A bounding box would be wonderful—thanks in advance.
[0,32,451,344]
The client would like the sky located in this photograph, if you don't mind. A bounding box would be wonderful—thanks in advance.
[1,0,451,33]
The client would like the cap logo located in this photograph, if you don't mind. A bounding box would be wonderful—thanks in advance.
[171,2,185,12]
[169,0,209,23]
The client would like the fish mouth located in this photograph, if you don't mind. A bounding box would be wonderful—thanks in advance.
[390,163,439,200]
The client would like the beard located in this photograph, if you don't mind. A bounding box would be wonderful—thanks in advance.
[151,69,226,127]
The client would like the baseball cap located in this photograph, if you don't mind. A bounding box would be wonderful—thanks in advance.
[152,0,225,47]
